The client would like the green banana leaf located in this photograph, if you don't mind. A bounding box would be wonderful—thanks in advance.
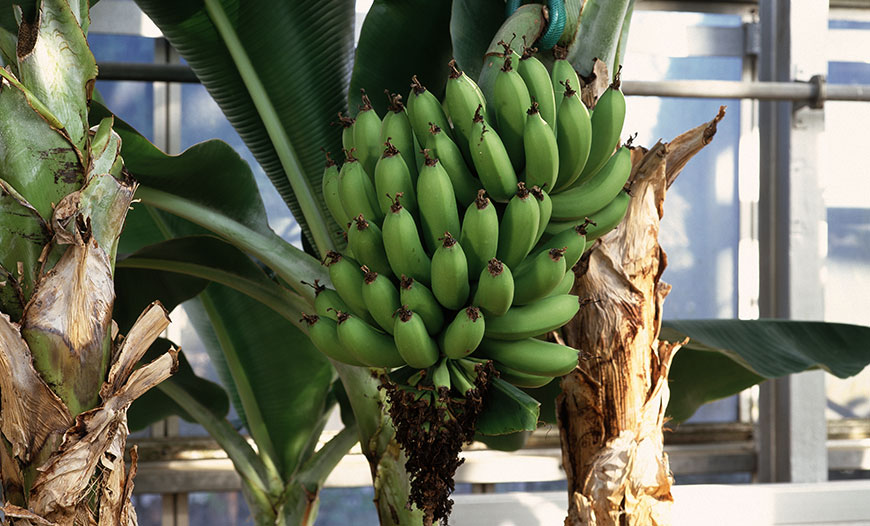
[476,377,540,436]
[349,0,453,114]
[131,0,354,254]
[128,337,231,431]
[449,0,506,81]
[663,319,870,423]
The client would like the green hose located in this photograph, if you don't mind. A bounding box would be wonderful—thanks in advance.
[505,0,566,51]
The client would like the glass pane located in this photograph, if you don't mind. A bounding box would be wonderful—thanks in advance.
[824,37,870,420]
[131,494,162,526]
[189,492,251,526]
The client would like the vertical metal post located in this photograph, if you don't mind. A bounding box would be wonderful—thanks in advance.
[757,0,828,483]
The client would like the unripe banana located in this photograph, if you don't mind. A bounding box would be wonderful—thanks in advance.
[469,106,518,203]
[382,194,431,285]
[548,269,576,297]
[473,258,514,317]
[447,359,476,396]
[407,75,453,147]
[497,182,540,269]
[530,185,552,247]
[417,150,461,253]
[431,357,452,393]
[492,362,554,388]
[425,123,480,207]
[339,149,383,224]
[353,91,383,177]
[492,54,530,172]
[442,306,485,359]
[361,266,401,334]
[323,251,371,322]
[305,280,350,321]
[445,59,487,162]
[484,294,580,340]
[335,311,406,368]
[551,146,631,221]
[393,305,441,369]
[517,47,555,125]
[321,151,349,226]
[551,46,580,115]
[379,91,418,181]
[430,232,470,310]
[348,215,393,278]
[536,220,589,270]
[459,190,499,278]
[553,81,592,191]
[477,337,579,377]
[512,248,568,305]
[584,188,631,242]
[400,275,444,335]
[336,112,355,153]
[374,139,417,218]
[302,313,366,366]
[522,103,559,192]
[575,78,627,186]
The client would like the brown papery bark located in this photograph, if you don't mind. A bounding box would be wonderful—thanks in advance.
[558,107,726,526]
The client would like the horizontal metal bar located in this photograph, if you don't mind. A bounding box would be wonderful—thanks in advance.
[623,79,870,102]
[97,62,199,83]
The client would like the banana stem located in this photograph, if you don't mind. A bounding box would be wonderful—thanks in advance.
[565,0,631,77]
[202,0,335,258]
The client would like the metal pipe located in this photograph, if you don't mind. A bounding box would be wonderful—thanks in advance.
[95,62,870,104]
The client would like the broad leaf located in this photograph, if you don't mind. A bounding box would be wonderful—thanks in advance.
[350,0,453,114]
[128,337,230,430]
[186,284,334,480]
[450,0,505,81]
[663,319,870,423]
[131,0,354,252]
[476,377,540,436]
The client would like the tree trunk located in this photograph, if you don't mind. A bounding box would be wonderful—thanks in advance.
[558,108,726,526]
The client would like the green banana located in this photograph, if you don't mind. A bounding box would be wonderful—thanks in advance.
[302,313,365,366]
[394,305,441,369]
[445,59,487,162]
[321,150,349,226]
[431,357,452,392]
[497,182,540,269]
[530,185,552,247]
[447,359,476,396]
[425,123,480,207]
[492,54,530,172]
[492,362,554,388]
[551,46,579,115]
[339,149,383,224]
[305,280,350,322]
[536,220,589,270]
[399,275,444,335]
[374,139,417,218]
[417,150,461,253]
[518,46,556,131]
[361,266,401,334]
[336,112,355,153]
[584,188,631,242]
[477,337,579,377]
[407,75,453,147]
[353,90,383,177]
[469,106,518,203]
[323,251,371,322]
[442,307,485,359]
[382,193,431,285]
[484,294,580,340]
[379,91,418,181]
[576,78,627,186]
[336,311,406,368]
[512,248,568,305]
[522,103,559,192]
[551,146,631,221]
[430,232,470,310]
[548,270,576,297]
[473,258,514,317]
[459,190,499,278]
[553,80,592,191]
[348,215,392,278]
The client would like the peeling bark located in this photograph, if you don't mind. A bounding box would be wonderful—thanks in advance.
[558,108,726,526]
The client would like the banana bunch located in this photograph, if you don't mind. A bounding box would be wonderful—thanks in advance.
[306,44,632,397]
